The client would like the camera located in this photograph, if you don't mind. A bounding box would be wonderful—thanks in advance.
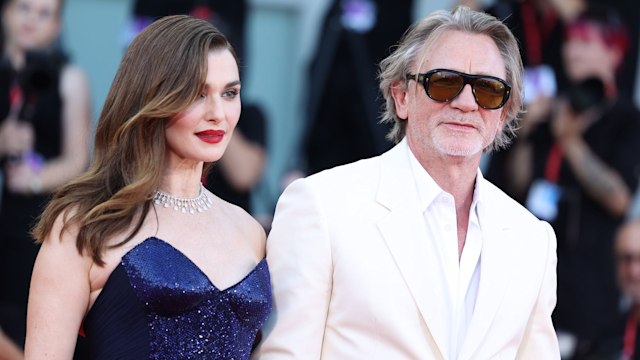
[20,50,66,94]
[567,77,606,114]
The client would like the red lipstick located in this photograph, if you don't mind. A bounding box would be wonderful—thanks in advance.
[195,130,225,144]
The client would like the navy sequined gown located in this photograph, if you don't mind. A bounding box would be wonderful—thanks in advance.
[83,237,272,359]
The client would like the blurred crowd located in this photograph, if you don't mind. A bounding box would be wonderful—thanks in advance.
[1,0,640,359]
[0,0,91,358]
[483,1,640,358]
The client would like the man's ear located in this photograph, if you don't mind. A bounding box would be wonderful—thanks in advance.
[391,80,409,120]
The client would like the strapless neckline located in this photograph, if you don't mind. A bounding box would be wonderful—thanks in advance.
[144,237,266,292]
[82,236,272,359]
[88,236,266,318]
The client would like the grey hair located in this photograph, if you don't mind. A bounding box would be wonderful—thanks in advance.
[378,5,523,151]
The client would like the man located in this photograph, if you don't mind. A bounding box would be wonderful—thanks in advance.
[588,219,640,358]
[254,6,559,359]
[613,219,640,358]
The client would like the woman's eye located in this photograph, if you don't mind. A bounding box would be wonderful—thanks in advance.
[18,3,30,13]
[39,9,53,20]
[223,89,239,98]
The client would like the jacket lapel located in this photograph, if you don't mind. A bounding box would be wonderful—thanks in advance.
[458,188,520,360]
[375,141,448,359]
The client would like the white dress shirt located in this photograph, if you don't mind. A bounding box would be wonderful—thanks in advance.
[408,148,483,360]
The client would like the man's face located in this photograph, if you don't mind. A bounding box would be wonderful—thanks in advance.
[393,30,506,162]
[616,223,640,303]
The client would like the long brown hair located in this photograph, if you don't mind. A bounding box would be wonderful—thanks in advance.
[32,15,236,265]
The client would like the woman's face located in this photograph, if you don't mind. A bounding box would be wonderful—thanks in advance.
[165,49,241,169]
[3,0,60,51]
[562,23,618,82]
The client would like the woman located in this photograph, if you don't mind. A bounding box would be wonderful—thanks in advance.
[0,0,90,352]
[25,15,271,359]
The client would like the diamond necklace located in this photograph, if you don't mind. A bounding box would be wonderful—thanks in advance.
[153,184,213,214]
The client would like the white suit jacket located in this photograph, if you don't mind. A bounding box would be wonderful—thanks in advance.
[254,140,560,360]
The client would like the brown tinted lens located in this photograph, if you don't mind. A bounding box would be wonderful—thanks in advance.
[473,78,506,109]
[428,71,464,101]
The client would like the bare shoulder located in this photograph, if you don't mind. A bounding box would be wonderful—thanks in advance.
[27,210,93,358]
[42,209,88,254]
[43,208,78,244]
[60,64,90,96]
[36,209,93,280]
[210,192,266,258]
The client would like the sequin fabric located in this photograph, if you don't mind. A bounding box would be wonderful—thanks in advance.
[121,237,272,359]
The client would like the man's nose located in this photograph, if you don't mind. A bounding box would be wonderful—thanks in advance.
[449,84,478,112]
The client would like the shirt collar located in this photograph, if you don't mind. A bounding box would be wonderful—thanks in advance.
[470,170,483,226]
[406,142,485,216]
[407,143,442,211]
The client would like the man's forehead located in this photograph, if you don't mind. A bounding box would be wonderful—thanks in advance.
[617,223,640,252]
[414,30,505,74]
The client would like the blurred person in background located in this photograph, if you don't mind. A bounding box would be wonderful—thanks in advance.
[301,0,412,175]
[0,0,90,353]
[491,4,640,357]
[590,0,639,99]
[584,219,640,359]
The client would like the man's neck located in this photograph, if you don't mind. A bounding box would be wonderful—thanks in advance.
[425,160,477,258]
[409,142,480,257]
[4,43,25,70]
[413,150,479,204]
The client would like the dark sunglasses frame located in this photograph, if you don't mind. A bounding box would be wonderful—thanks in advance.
[406,68,511,110]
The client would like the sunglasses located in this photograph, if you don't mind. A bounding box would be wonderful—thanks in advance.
[406,69,511,110]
